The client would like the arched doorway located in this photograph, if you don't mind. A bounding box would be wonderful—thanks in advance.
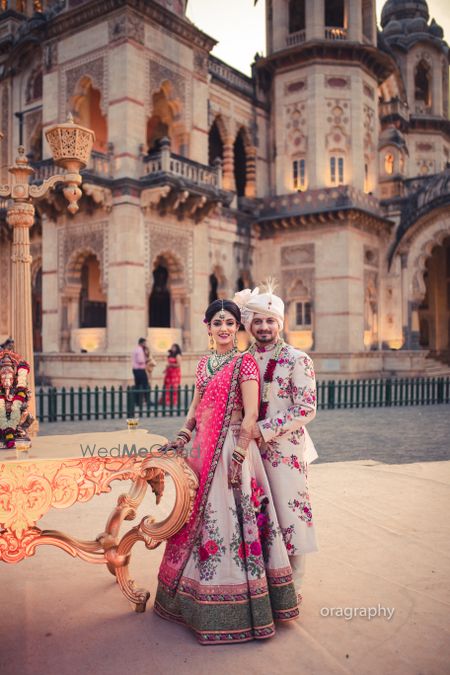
[147,81,185,155]
[79,254,107,328]
[418,236,450,359]
[72,76,108,153]
[208,119,224,166]
[149,262,171,327]
[233,128,247,197]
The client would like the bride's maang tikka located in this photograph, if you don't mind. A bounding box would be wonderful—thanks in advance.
[219,299,225,320]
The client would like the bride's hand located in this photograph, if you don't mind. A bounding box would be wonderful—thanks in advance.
[228,459,242,489]
[251,424,262,440]
[159,438,185,455]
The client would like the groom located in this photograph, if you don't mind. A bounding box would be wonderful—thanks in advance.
[235,287,318,599]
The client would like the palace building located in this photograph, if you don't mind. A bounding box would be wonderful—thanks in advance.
[0,0,449,385]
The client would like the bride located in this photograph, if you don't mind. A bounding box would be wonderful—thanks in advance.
[154,299,298,644]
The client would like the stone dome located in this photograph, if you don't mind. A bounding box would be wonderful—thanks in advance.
[380,0,429,29]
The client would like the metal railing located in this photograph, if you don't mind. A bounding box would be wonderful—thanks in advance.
[36,376,450,423]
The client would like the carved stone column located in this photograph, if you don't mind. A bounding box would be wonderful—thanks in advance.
[8,201,37,430]
[245,145,257,198]
[222,137,235,192]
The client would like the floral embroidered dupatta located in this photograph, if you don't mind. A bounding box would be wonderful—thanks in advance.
[158,353,244,596]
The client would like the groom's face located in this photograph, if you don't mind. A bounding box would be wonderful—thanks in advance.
[251,314,280,345]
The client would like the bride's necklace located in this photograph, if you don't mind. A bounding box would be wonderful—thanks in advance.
[207,346,237,375]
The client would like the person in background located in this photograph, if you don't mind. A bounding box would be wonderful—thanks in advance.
[162,343,182,406]
[132,337,149,409]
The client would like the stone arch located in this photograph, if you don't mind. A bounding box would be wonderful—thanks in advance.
[147,80,186,155]
[61,249,107,349]
[66,246,106,293]
[208,116,226,166]
[414,59,432,111]
[71,76,108,153]
[408,217,450,303]
[149,250,186,328]
[233,125,256,198]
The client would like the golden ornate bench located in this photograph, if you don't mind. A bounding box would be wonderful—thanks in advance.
[0,449,198,612]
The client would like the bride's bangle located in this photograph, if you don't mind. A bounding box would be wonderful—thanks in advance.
[232,446,246,464]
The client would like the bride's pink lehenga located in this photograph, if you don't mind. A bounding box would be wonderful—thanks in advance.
[154,352,299,645]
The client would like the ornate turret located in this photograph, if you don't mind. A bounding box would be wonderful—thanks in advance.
[380,0,449,119]
[381,0,429,26]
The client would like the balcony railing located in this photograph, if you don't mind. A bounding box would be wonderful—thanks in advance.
[30,149,113,184]
[208,55,254,98]
[142,145,221,189]
[286,29,306,47]
[380,98,409,123]
[324,26,348,40]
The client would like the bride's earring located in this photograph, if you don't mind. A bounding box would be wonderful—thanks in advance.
[209,333,215,351]
[233,333,238,348]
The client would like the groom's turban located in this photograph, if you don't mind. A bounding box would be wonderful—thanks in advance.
[233,287,285,332]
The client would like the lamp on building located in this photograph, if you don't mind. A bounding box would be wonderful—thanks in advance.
[0,114,95,433]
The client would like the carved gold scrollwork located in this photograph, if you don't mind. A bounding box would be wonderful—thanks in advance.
[0,453,198,612]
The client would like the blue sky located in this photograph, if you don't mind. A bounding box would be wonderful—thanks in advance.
[186,0,450,75]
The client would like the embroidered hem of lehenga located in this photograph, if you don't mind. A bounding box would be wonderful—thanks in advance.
[153,601,277,644]
[154,568,300,645]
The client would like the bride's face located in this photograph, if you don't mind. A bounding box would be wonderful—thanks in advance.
[209,310,238,350]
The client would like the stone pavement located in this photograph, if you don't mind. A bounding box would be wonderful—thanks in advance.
[38,404,450,464]
[1,456,449,675]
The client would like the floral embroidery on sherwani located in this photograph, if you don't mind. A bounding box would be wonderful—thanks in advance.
[280,524,298,555]
[193,502,226,581]
[288,492,313,523]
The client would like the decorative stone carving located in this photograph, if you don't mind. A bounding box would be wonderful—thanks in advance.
[325,99,350,151]
[363,105,375,152]
[285,102,307,153]
[108,11,145,44]
[281,244,314,266]
[82,183,113,212]
[59,220,108,292]
[325,76,350,89]
[63,54,108,117]
[282,268,315,299]
[148,222,193,292]
[284,78,307,96]
[149,59,187,113]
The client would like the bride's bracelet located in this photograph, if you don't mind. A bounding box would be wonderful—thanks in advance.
[232,446,247,464]
[176,428,191,444]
